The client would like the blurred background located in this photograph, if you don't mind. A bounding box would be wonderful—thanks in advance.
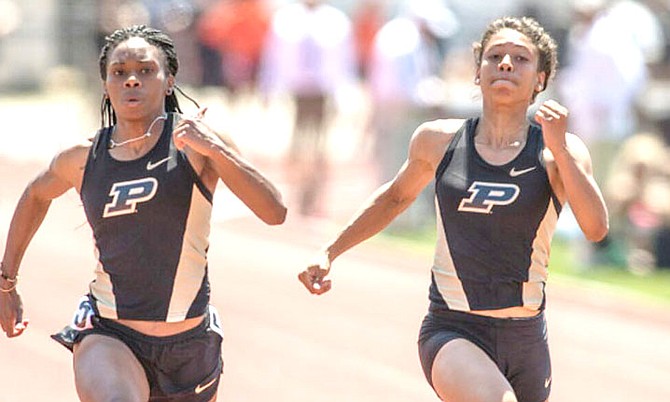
[0,1,669,401]
[4,0,669,272]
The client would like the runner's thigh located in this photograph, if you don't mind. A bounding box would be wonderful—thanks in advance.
[73,334,150,402]
[432,338,517,402]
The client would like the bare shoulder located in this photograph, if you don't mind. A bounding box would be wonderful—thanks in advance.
[48,139,92,189]
[410,118,466,166]
[415,118,465,135]
[52,141,91,167]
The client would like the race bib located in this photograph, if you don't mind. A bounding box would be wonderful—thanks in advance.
[70,296,95,331]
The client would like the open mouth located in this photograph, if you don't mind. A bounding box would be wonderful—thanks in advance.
[124,97,142,106]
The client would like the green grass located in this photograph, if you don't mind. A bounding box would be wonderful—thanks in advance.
[376,227,670,307]
[547,239,670,306]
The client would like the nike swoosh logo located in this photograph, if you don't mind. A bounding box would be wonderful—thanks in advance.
[544,377,552,388]
[195,377,218,394]
[146,156,172,171]
[509,166,537,177]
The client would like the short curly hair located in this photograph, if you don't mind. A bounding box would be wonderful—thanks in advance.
[473,16,558,99]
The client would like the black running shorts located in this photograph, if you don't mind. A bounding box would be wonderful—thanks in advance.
[52,296,224,401]
[418,307,551,402]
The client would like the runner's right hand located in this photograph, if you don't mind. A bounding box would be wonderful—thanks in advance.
[298,254,332,295]
[0,290,29,338]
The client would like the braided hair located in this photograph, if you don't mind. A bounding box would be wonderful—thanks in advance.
[98,25,200,128]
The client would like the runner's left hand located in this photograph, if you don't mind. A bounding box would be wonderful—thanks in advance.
[173,107,224,154]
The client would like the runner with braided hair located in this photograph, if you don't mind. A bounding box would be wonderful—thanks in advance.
[0,25,286,401]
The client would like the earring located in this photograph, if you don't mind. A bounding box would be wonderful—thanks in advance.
[166,88,173,95]
[474,77,480,85]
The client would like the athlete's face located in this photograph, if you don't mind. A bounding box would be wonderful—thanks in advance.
[476,28,545,105]
[103,37,174,120]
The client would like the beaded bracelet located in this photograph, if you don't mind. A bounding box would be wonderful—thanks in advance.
[0,263,18,293]
[0,283,17,293]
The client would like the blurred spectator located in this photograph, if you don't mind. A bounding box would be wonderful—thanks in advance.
[0,0,20,38]
[559,0,664,183]
[558,0,665,267]
[197,0,271,95]
[605,131,670,272]
[259,0,356,215]
[0,0,21,87]
[648,0,670,77]
[351,0,386,80]
[366,0,458,228]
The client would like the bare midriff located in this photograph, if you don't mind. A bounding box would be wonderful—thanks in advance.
[116,314,205,337]
[469,306,540,318]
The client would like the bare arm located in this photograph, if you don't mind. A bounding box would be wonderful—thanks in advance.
[535,100,609,242]
[324,160,433,262]
[173,110,287,225]
[1,146,85,337]
[298,121,453,294]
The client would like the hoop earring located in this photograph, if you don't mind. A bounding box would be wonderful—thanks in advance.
[166,88,173,96]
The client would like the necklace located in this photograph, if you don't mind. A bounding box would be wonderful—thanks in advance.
[474,138,525,148]
[108,114,168,149]
[474,125,528,149]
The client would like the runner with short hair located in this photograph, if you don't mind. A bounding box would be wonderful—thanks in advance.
[298,16,608,402]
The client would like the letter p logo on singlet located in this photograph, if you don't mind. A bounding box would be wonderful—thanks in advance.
[103,178,158,218]
[458,181,520,214]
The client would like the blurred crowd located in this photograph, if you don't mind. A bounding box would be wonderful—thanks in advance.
[2,0,670,272]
